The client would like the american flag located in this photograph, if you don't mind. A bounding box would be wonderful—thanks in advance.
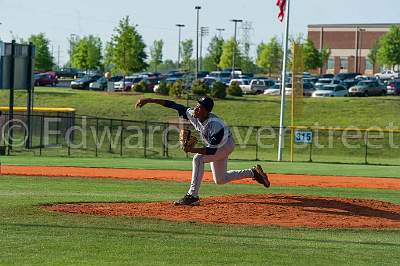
[276,0,286,22]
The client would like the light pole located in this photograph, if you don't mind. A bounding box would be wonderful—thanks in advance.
[176,24,185,70]
[200,26,209,71]
[216,28,225,38]
[69,33,78,68]
[195,6,201,80]
[230,19,242,78]
[358,28,365,73]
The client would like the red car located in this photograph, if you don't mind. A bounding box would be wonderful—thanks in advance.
[34,72,58,86]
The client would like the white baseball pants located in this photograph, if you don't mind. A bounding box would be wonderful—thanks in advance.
[188,137,254,196]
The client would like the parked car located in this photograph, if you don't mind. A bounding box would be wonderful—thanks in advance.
[114,76,142,91]
[229,79,251,93]
[341,79,359,89]
[89,77,108,91]
[312,84,348,97]
[348,80,386,97]
[203,77,218,88]
[375,70,399,80]
[321,74,334,79]
[70,75,102,89]
[138,77,165,92]
[264,83,281,96]
[34,72,58,86]
[315,78,333,89]
[109,75,124,82]
[333,72,361,82]
[303,77,318,84]
[207,71,231,84]
[386,80,400,95]
[56,68,79,79]
[247,79,275,94]
[285,82,315,96]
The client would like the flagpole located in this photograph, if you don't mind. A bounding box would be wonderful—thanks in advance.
[277,0,290,161]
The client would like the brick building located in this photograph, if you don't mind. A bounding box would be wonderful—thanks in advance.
[308,23,400,75]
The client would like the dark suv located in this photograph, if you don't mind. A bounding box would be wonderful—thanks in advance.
[334,72,361,82]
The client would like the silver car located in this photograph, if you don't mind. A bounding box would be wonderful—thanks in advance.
[348,80,386,97]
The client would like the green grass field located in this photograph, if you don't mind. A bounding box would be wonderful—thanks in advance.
[3,156,400,178]
[1,174,399,265]
[1,88,400,264]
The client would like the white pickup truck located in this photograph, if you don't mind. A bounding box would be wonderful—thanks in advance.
[229,79,252,93]
[374,70,399,80]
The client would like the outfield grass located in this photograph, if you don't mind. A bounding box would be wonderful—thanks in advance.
[3,156,400,178]
[1,87,400,127]
[0,175,399,265]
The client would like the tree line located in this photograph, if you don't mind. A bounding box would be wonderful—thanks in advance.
[26,17,400,75]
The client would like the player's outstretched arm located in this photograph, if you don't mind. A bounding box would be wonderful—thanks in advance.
[135,98,188,119]
[135,98,168,109]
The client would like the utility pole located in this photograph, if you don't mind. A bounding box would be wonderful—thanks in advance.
[200,26,209,71]
[240,21,253,59]
[176,24,185,70]
[230,19,243,78]
[195,6,201,80]
[57,45,60,68]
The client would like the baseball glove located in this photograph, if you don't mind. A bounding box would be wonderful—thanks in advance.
[179,129,198,152]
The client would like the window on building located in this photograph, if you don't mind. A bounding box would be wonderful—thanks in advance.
[340,57,348,70]
[327,57,335,70]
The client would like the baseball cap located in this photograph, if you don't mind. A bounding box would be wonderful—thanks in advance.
[197,96,214,112]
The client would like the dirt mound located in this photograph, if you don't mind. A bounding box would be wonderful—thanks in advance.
[44,194,400,229]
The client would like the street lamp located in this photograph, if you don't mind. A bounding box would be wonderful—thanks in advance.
[176,24,185,70]
[216,28,225,38]
[69,33,79,68]
[230,19,242,78]
[200,26,209,71]
[358,28,365,73]
[195,6,201,80]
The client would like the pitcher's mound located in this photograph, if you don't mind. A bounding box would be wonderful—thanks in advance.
[44,194,400,229]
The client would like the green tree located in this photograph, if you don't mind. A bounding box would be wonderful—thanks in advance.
[203,36,224,71]
[256,37,283,76]
[367,41,380,70]
[181,39,193,71]
[103,41,115,72]
[377,26,400,69]
[219,38,242,70]
[108,16,148,75]
[28,33,54,71]
[149,39,164,72]
[320,48,330,70]
[303,38,321,71]
[227,81,243,97]
[71,35,102,70]
[158,59,178,73]
[210,81,227,99]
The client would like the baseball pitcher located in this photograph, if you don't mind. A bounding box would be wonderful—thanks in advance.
[135,96,270,206]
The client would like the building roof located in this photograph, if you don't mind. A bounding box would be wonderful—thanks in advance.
[308,23,400,28]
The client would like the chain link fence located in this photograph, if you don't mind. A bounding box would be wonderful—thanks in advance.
[1,113,400,165]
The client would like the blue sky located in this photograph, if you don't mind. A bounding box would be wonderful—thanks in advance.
[0,0,399,65]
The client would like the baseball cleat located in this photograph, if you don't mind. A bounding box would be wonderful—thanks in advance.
[173,194,200,206]
[252,164,270,188]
